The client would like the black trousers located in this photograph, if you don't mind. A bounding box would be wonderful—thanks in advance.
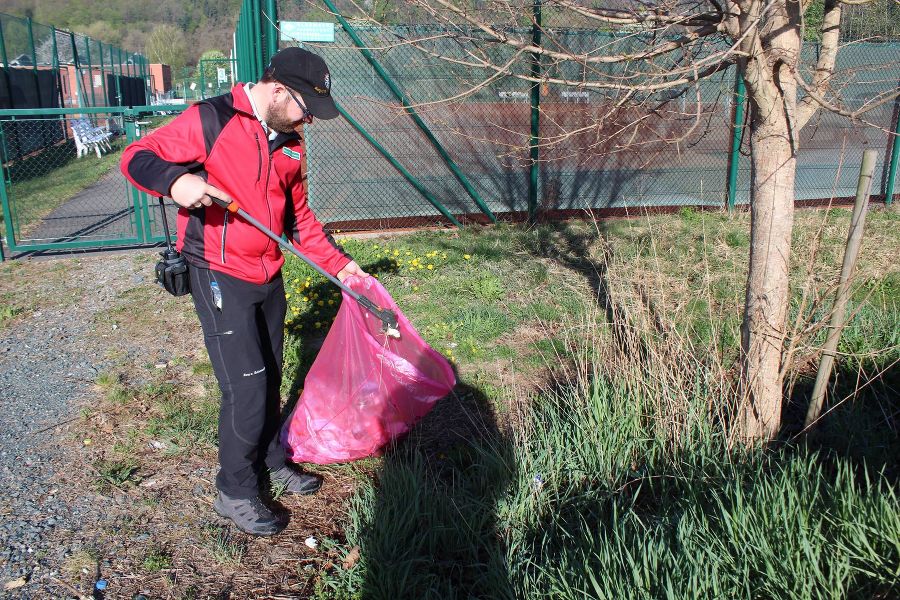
[190,265,287,498]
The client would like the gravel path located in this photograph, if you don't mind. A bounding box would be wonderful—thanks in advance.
[0,254,148,598]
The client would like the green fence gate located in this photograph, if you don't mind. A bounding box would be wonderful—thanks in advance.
[0,105,187,257]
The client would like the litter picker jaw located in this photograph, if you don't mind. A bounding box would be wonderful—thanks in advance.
[208,195,400,339]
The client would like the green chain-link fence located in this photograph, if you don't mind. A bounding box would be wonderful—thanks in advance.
[0,106,186,256]
[172,59,238,101]
[283,21,899,230]
[1,12,149,110]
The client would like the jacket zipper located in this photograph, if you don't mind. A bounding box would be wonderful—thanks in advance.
[255,132,271,281]
[255,133,262,182]
[220,212,228,264]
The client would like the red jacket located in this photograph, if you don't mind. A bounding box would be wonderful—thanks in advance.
[120,85,350,284]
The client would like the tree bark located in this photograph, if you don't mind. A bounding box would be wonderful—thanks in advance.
[739,106,796,442]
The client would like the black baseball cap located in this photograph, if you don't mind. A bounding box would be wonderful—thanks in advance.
[267,47,339,120]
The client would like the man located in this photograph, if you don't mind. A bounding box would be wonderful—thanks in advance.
[120,47,367,536]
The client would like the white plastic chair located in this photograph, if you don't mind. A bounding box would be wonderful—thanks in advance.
[71,118,113,158]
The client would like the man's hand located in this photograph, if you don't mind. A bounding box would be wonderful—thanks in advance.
[170,174,233,210]
[336,260,369,283]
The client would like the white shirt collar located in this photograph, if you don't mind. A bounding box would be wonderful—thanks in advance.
[243,83,278,141]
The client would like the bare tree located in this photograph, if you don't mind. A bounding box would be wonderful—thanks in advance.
[352,0,899,442]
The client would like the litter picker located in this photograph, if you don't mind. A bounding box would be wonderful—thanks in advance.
[209,195,400,338]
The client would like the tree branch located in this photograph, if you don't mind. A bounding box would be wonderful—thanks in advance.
[795,0,842,130]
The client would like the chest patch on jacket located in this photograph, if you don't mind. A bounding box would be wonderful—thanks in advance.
[282,147,301,160]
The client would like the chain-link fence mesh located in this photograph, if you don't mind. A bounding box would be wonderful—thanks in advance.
[290,21,898,229]
[0,113,134,246]
[0,109,187,252]
[0,12,149,111]
[734,43,899,205]
[172,59,238,101]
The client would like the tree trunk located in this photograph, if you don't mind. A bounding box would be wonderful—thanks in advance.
[739,111,797,442]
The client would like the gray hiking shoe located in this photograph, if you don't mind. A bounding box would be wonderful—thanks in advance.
[269,464,323,496]
[213,492,286,536]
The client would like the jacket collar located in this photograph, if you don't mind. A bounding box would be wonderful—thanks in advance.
[229,83,257,117]
[229,84,301,152]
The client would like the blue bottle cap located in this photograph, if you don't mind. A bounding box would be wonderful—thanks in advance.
[95,579,108,590]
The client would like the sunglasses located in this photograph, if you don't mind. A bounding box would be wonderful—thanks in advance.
[285,88,313,123]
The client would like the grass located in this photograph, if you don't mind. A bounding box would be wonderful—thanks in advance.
[94,458,140,491]
[23,204,894,597]
[4,136,126,238]
[276,206,900,600]
[203,524,246,566]
[141,546,173,572]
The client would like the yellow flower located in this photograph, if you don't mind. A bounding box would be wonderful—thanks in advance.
[317,300,324,306]
[413,286,419,292]
[427,264,434,270]
[315,322,322,328]
[302,297,309,302]
[464,254,471,260]
[285,293,291,299]
[328,299,335,305]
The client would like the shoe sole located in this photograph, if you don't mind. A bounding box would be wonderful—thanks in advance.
[213,498,285,537]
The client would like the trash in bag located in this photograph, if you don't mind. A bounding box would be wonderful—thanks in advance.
[282,275,456,464]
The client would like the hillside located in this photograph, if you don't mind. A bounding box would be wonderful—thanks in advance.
[2,0,241,65]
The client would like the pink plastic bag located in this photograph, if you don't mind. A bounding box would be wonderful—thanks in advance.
[282,275,456,464]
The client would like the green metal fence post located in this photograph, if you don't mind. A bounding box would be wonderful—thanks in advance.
[84,38,97,107]
[0,118,17,255]
[98,41,108,106]
[25,17,37,73]
[0,19,12,104]
[250,0,262,81]
[726,69,746,211]
[70,32,85,108]
[528,0,542,223]
[264,0,278,65]
[25,17,40,108]
[336,101,463,228]
[885,93,900,205]
[50,26,64,108]
[113,47,122,106]
[322,0,496,223]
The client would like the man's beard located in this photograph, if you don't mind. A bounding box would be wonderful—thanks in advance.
[267,100,301,134]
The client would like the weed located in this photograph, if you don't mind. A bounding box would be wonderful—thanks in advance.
[141,546,172,572]
[203,524,245,566]
[0,304,23,329]
[94,458,140,490]
[724,228,749,248]
[191,360,214,376]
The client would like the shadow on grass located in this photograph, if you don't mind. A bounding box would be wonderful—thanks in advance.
[280,261,516,598]
[783,360,899,482]
[356,379,515,600]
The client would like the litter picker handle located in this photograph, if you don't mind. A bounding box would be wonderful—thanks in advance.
[207,195,399,332]
[157,197,175,251]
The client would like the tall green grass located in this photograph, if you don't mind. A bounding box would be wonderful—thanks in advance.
[314,304,898,600]
[275,214,899,600]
